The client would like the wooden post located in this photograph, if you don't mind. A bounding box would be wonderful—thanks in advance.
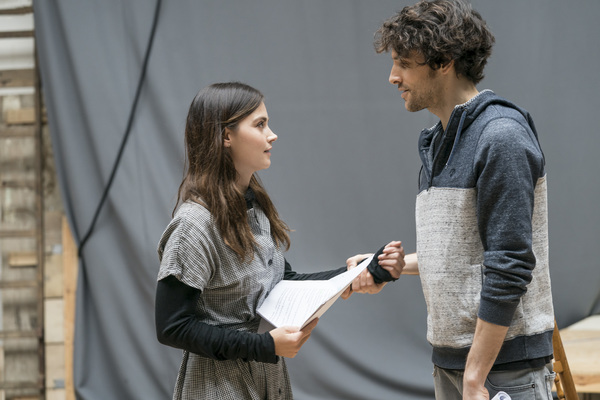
[62,217,78,400]
[553,319,579,400]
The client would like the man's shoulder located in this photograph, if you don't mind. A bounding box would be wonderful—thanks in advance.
[467,91,530,126]
[484,101,528,122]
[472,100,535,143]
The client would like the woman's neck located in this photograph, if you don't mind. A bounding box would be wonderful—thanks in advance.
[236,174,251,192]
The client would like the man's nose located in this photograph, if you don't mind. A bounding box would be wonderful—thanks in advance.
[389,67,401,85]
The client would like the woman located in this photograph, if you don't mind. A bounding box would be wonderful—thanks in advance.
[155,82,404,399]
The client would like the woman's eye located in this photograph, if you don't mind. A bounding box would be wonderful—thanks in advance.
[257,121,265,128]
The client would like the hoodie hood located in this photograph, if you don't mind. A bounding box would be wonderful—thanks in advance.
[418,90,542,189]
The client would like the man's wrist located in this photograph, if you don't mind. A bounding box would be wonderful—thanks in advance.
[463,365,487,388]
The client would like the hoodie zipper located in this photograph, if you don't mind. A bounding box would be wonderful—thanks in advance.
[445,110,467,168]
[427,108,467,189]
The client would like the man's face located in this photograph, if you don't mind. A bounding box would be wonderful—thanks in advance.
[388,50,442,113]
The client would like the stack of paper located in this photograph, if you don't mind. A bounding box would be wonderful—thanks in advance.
[257,255,374,333]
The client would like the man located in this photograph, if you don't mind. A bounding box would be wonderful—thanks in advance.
[353,1,555,399]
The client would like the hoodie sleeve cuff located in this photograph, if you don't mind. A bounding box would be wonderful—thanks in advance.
[478,296,518,327]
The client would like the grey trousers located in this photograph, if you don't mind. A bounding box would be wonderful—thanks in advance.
[433,364,555,400]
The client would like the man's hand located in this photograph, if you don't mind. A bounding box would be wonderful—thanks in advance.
[462,382,489,400]
[462,318,510,399]
[341,241,405,299]
[378,240,405,279]
[270,318,318,358]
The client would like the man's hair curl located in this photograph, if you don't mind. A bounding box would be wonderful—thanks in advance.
[374,0,495,84]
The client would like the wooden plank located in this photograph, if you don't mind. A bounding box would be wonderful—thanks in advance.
[0,280,37,289]
[46,389,67,400]
[560,316,600,394]
[1,179,36,189]
[0,330,38,339]
[44,254,63,298]
[0,6,33,15]
[0,382,40,390]
[0,229,36,238]
[0,124,35,137]
[45,211,65,252]
[564,315,600,331]
[44,298,64,343]
[45,344,65,390]
[0,30,34,38]
[0,69,34,88]
[4,108,35,124]
[62,216,77,400]
[7,251,37,267]
[0,342,3,381]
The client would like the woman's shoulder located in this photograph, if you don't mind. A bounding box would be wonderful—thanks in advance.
[175,200,210,217]
[158,201,215,257]
[171,200,215,232]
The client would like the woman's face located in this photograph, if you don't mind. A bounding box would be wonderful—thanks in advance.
[225,102,277,185]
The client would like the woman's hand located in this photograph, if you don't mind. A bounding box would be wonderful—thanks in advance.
[270,318,318,358]
[342,241,405,298]
[341,252,374,299]
[349,269,387,296]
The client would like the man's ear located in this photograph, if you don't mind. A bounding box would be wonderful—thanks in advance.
[439,59,454,74]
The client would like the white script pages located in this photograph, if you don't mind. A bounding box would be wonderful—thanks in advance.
[257,255,374,333]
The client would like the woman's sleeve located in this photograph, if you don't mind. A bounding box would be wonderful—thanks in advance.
[283,245,395,283]
[283,259,346,280]
[157,210,214,291]
[155,275,278,363]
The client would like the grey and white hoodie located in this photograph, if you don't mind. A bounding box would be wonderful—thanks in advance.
[416,90,554,369]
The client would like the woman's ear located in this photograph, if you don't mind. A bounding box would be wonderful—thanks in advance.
[223,127,232,148]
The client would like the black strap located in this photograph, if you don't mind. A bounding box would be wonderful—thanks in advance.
[367,245,398,284]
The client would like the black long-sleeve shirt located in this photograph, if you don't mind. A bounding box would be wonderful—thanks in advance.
[155,260,346,363]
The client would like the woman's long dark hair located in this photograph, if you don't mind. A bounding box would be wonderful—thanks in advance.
[174,82,290,260]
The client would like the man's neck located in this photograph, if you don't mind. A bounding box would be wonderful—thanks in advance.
[434,81,479,130]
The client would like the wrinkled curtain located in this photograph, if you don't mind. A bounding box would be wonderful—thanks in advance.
[34,0,600,398]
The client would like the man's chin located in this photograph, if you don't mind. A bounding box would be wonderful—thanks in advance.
[405,102,425,113]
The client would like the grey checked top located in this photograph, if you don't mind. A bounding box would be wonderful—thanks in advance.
[157,200,292,399]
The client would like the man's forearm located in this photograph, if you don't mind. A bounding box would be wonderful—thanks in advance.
[402,252,419,275]
[464,318,509,389]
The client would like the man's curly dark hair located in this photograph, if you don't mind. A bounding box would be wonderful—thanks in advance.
[374,0,495,84]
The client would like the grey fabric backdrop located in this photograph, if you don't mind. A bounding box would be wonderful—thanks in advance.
[33,1,600,399]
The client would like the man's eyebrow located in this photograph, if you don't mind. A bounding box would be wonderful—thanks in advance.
[393,54,409,63]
